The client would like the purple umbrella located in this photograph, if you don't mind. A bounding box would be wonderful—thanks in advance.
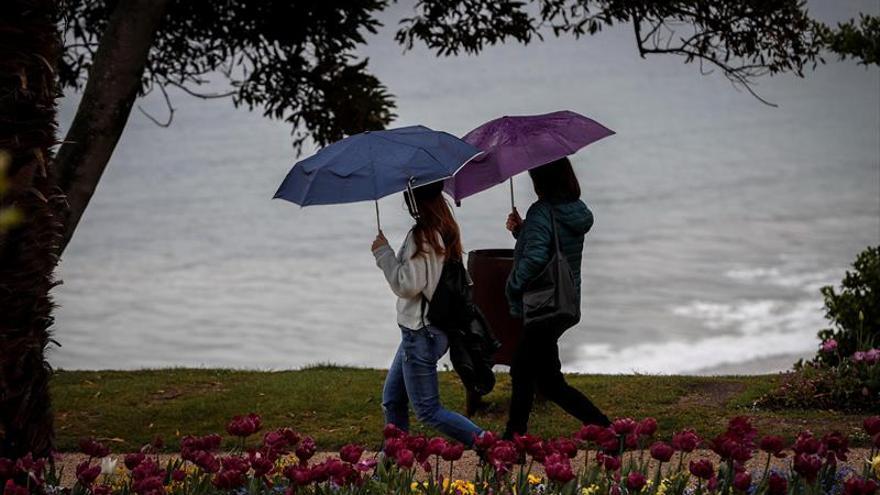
[445,110,614,209]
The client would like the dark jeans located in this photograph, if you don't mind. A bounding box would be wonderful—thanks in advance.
[504,328,610,437]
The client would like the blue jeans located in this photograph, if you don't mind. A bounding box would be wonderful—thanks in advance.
[382,325,483,446]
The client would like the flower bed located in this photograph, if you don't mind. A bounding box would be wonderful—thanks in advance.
[4,414,880,495]
[758,336,880,412]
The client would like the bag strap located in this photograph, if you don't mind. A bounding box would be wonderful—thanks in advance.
[547,205,564,256]
[419,255,429,328]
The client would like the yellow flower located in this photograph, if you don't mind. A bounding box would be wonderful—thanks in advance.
[656,478,673,495]
[275,454,298,470]
[164,479,185,494]
[109,466,130,491]
[871,454,880,478]
[581,484,600,495]
[438,479,476,495]
[528,474,542,485]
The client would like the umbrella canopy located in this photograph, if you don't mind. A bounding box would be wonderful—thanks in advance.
[444,110,614,203]
[274,125,482,207]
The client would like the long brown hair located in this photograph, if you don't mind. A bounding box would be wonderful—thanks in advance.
[404,181,462,261]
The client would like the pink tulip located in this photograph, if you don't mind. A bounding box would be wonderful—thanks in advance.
[733,471,752,492]
[78,438,110,458]
[427,437,447,456]
[75,461,101,486]
[225,413,262,438]
[649,441,675,462]
[637,418,658,437]
[339,444,364,464]
[759,435,787,458]
[820,339,838,353]
[768,473,788,495]
[793,453,822,483]
[473,431,498,451]
[865,417,880,436]
[395,448,414,469]
[295,437,316,463]
[688,459,714,480]
[626,471,647,491]
[843,477,879,495]
[441,443,464,461]
[611,418,638,436]
[672,429,700,452]
[383,423,404,439]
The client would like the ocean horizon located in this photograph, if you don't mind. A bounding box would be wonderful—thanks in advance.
[50,0,880,375]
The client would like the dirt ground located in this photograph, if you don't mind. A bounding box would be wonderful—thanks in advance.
[54,448,875,487]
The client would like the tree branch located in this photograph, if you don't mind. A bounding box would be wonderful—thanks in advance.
[136,82,174,127]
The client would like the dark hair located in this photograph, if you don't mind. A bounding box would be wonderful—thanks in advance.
[528,157,581,202]
[403,181,463,261]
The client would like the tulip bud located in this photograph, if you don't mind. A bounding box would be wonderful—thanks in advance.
[383,423,404,439]
[733,471,752,492]
[637,418,658,437]
[339,444,364,464]
[688,459,714,480]
[672,429,700,453]
[395,449,414,469]
[611,418,637,436]
[626,471,647,491]
[864,417,880,437]
[649,441,675,462]
[441,443,464,461]
[768,473,788,495]
[295,437,316,463]
[427,437,447,456]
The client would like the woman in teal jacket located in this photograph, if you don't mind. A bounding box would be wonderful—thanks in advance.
[503,157,610,438]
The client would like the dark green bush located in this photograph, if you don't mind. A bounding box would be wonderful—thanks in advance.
[816,245,880,365]
[759,245,880,412]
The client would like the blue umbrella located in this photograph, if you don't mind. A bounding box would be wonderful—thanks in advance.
[274,125,481,230]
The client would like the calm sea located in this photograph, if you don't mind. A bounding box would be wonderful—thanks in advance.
[51,0,880,374]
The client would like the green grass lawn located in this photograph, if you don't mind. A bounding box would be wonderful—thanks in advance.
[51,367,870,453]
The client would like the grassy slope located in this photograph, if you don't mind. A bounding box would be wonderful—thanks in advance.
[51,367,869,452]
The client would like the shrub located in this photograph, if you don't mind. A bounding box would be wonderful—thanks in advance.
[759,246,880,412]
[758,360,880,412]
[816,245,880,365]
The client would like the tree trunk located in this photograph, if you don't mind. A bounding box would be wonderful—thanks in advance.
[0,0,64,458]
[55,0,169,254]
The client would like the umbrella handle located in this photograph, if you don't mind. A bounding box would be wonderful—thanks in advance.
[375,200,381,232]
[509,177,515,212]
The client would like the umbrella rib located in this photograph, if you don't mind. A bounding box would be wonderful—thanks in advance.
[370,138,380,202]
[373,132,456,184]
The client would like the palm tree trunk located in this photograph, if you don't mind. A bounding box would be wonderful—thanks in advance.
[0,0,64,458]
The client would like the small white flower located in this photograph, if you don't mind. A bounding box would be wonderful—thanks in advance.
[100,456,118,476]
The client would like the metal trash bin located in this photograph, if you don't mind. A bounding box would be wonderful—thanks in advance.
[467,248,522,366]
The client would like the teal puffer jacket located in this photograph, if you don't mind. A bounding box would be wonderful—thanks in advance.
[505,199,593,317]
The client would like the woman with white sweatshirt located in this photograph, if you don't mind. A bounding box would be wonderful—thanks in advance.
[370,182,484,445]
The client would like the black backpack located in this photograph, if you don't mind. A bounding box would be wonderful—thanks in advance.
[422,259,500,396]
[424,258,473,331]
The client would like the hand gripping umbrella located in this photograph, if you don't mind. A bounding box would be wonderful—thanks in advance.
[444,110,615,209]
[274,125,482,230]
